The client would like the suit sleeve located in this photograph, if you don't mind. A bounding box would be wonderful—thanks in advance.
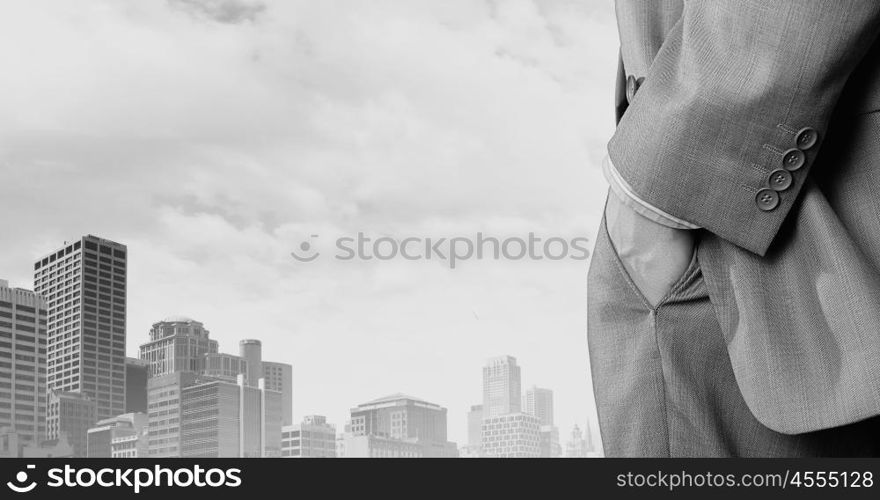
[609,1,880,255]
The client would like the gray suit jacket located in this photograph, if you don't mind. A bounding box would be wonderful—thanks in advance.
[612,0,880,434]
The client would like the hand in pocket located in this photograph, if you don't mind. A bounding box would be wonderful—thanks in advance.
[604,190,697,308]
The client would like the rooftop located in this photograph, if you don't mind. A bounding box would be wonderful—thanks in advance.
[353,393,447,412]
[160,315,198,324]
[363,393,429,405]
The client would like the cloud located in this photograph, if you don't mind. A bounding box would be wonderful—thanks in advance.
[168,0,266,24]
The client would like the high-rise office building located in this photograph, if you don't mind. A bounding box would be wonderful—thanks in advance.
[179,374,282,457]
[281,415,336,458]
[0,280,47,444]
[203,352,247,381]
[140,316,218,457]
[344,394,458,457]
[46,389,97,457]
[239,339,262,387]
[125,357,148,414]
[262,361,292,426]
[34,236,127,421]
[236,339,293,428]
[479,356,546,458]
[235,339,291,426]
[139,317,218,377]
[523,387,554,426]
[524,386,559,457]
[482,356,521,417]
[481,413,541,458]
[145,371,197,457]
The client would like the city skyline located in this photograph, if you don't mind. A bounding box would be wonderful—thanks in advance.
[1,233,599,451]
[19,0,868,465]
[0,0,614,451]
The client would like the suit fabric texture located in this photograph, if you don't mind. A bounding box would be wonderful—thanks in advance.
[589,0,880,456]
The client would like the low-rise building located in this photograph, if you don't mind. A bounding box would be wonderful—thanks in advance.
[87,413,147,457]
[0,427,74,458]
[46,390,97,457]
[281,415,336,458]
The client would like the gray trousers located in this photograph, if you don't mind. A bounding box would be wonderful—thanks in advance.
[588,215,880,457]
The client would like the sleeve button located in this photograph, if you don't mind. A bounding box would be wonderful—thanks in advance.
[768,169,793,191]
[782,149,806,171]
[796,127,819,150]
[756,189,780,211]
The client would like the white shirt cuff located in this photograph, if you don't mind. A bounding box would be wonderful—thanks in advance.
[602,155,701,230]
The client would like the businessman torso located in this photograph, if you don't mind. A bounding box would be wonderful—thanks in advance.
[612,0,880,434]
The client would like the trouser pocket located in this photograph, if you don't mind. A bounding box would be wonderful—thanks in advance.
[593,210,700,311]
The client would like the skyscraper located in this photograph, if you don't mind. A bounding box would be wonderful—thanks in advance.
[239,339,262,387]
[524,386,560,457]
[145,371,197,457]
[482,356,521,417]
[262,361,292,426]
[238,339,292,426]
[523,387,554,426]
[34,236,127,421]
[0,280,47,444]
[139,316,219,457]
[479,356,546,458]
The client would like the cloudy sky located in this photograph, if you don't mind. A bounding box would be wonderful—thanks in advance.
[0,0,618,449]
